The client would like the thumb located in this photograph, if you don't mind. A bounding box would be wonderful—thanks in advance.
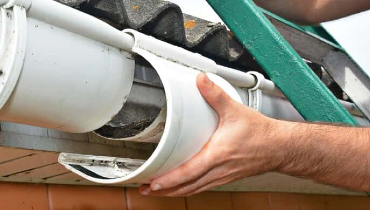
[196,73,235,117]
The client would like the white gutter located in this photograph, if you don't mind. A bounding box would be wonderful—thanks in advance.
[0,1,135,132]
[0,0,135,52]
[0,0,366,185]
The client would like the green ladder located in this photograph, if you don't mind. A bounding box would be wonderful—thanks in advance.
[206,0,361,125]
[206,0,369,195]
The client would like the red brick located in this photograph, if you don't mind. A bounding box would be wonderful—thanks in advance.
[0,182,49,210]
[187,191,233,210]
[126,188,186,210]
[48,184,126,210]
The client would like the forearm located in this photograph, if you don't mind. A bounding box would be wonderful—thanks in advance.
[254,0,370,25]
[274,120,370,191]
[140,75,370,197]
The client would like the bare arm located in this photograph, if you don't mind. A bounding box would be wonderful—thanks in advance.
[275,120,370,191]
[255,0,370,24]
[139,73,370,197]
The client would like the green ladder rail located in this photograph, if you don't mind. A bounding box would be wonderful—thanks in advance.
[206,0,358,125]
[263,9,370,122]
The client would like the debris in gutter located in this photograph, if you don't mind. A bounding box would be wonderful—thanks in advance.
[96,118,156,139]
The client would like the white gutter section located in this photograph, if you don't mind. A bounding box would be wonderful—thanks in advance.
[0,6,27,109]
[0,0,135,52]
[0,3,135,132]
[60,29,244,184]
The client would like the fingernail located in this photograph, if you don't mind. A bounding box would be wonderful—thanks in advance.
[141,188,150,195]
[203,73,211,84]
[152,183,162,191]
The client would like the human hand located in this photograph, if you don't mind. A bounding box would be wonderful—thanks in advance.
[139,73,286,197]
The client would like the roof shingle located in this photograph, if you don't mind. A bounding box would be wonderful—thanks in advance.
[56,0,259,70]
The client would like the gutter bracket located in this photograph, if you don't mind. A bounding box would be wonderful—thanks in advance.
[124,29,218,74]
[246,71,265,111]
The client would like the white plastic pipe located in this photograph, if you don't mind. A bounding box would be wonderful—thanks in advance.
[0,5,135,132]
[60,29,244,184]
[1,0,136,52]
[216,65,276,91]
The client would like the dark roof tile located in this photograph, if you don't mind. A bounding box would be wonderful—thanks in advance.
[55,0,259,71]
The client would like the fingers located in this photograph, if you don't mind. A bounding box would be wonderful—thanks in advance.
[149,142,216,192]
[196,73,235,117]
[141,166,230,197]
[190,176,236,195]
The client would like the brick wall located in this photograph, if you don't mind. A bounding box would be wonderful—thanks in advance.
[0,182,369,210]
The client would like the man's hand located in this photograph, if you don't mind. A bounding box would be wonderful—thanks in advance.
[139,73,286,197]
[139,73,370,196]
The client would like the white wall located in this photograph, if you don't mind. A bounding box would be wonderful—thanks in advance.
[322,11,370,74]
[167,0,222,22]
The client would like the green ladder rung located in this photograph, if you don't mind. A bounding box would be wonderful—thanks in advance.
[206,0,358,126]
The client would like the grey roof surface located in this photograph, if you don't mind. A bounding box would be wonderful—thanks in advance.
[56,0,260,71]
